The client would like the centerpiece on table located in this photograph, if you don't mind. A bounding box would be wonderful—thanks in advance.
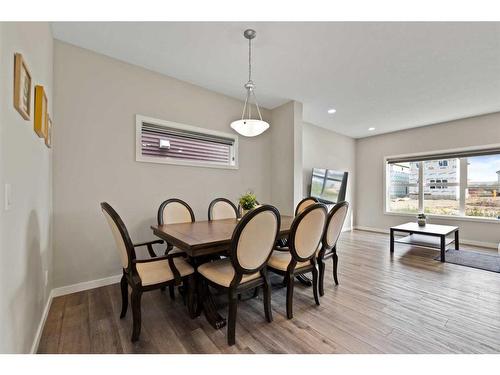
[417,213,427,227]
[238,191,258,217]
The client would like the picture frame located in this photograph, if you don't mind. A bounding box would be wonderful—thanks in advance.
[34,85,48,138]
[45,115,52,148]
[13,53,32,120]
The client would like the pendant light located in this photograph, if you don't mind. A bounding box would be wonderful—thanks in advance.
[230,29,270,137]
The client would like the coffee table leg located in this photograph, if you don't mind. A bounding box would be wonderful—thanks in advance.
[390,229,394,254]
[455,230,459,250]
[440,235,446,262]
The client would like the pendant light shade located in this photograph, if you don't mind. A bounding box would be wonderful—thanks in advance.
[230,119,269,137]
[230,29,269,137]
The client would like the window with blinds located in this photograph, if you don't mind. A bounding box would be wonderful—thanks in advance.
[136,115,238,169]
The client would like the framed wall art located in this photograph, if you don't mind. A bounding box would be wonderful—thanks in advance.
[13,53,32,120]
[45,115,52,148]
[34,85,48,138]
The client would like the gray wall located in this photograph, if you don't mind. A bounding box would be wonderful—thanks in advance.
[0,22,53,353]
[355,112,500,247]
[270,101,303,215]
[302,122,356,229]
[53,41,272,287]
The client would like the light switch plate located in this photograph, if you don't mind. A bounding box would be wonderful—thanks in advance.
[4,183,12,211]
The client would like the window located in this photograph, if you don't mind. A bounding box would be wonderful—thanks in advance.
[386,147,500,220]
[136,115,238,169]
[423,159,459,216]
[466,155,500,218]
[387,162,419,213]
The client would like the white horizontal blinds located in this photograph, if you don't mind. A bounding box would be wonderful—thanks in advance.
[387,147,500,164]
[141,123,233,164]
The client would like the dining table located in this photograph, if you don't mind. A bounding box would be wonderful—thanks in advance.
[151,215,295,329]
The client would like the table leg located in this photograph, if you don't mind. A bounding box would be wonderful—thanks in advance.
[192,257,227,330]
[296,274,313,286]
[390,229,395,253]
[440,235,446,262]
[455,230,459,250]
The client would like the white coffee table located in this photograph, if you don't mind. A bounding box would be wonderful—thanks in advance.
[390,222,459,262]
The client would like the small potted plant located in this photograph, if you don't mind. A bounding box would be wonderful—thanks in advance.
[417,213,427,227]
[239,192,258,217]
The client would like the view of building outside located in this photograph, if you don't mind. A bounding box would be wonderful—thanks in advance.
[422,158,460,216]
[466,155,500,218]
[388,154,500,219]
[388,162,418,213]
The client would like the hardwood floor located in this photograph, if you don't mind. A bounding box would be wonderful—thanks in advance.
[37,230,500,354]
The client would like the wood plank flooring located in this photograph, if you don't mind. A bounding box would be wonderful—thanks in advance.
[37,230,500,353]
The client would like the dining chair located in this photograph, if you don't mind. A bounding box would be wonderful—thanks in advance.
[295,196,319,216]
[318,201,349,295]
[267,203,327,319]
[275,197,319,249]
[101,202,196,342]
[157,198,196,298]
[208,197,239,221]
[197,205,280,345]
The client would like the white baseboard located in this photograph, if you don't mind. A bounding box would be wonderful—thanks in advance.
[51,274,122,298]
[30,290,54,354]
[31,274,122,353]
[353,226,498,250]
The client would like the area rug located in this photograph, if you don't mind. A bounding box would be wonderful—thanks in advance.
[435,249,500,273]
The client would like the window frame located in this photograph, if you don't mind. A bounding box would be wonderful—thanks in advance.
[383,144,500,224]
[135,114,239,170]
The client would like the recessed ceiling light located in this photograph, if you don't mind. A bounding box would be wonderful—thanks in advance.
[327,108,336,114]
[368,127,375,131]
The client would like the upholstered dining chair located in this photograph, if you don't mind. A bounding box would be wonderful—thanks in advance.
[318,201,349,295]
[101,202,195,342]
[295,196,319,216]
[157,198,195,298]
[275,197,319,249]
[267,203,327,319]
[197,205,280,346]
[208,197,239,221]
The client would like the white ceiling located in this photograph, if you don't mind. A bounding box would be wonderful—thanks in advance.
[52,22,500,138]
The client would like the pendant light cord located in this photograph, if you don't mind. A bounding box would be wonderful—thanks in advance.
[239,30,263,122]
[248,37,252,82]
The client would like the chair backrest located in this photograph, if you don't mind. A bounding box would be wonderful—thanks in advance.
[323,201,349,249]
[100,202,135,270]
[230,205,280,274]
[295,197,319,216]
[289,203,328,262]
[208,198,238,221]
[157,198,195,225]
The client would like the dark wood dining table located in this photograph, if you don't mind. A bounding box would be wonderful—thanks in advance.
[151,215,294,329]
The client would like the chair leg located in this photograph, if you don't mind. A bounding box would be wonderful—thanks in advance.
[227,292,238,346]
[169,285,175,300]
[263,277,273,323]
[131,289,142,342]
[186,276,197,319]
[333,252,339,285]
[318,257,325,297]
[286,273,294,319]
[312,266,320,306]
[120,274,128,319]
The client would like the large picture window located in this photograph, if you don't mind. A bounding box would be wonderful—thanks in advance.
[386,148,500,220]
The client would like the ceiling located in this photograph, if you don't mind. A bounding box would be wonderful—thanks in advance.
[51,22,500,138]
